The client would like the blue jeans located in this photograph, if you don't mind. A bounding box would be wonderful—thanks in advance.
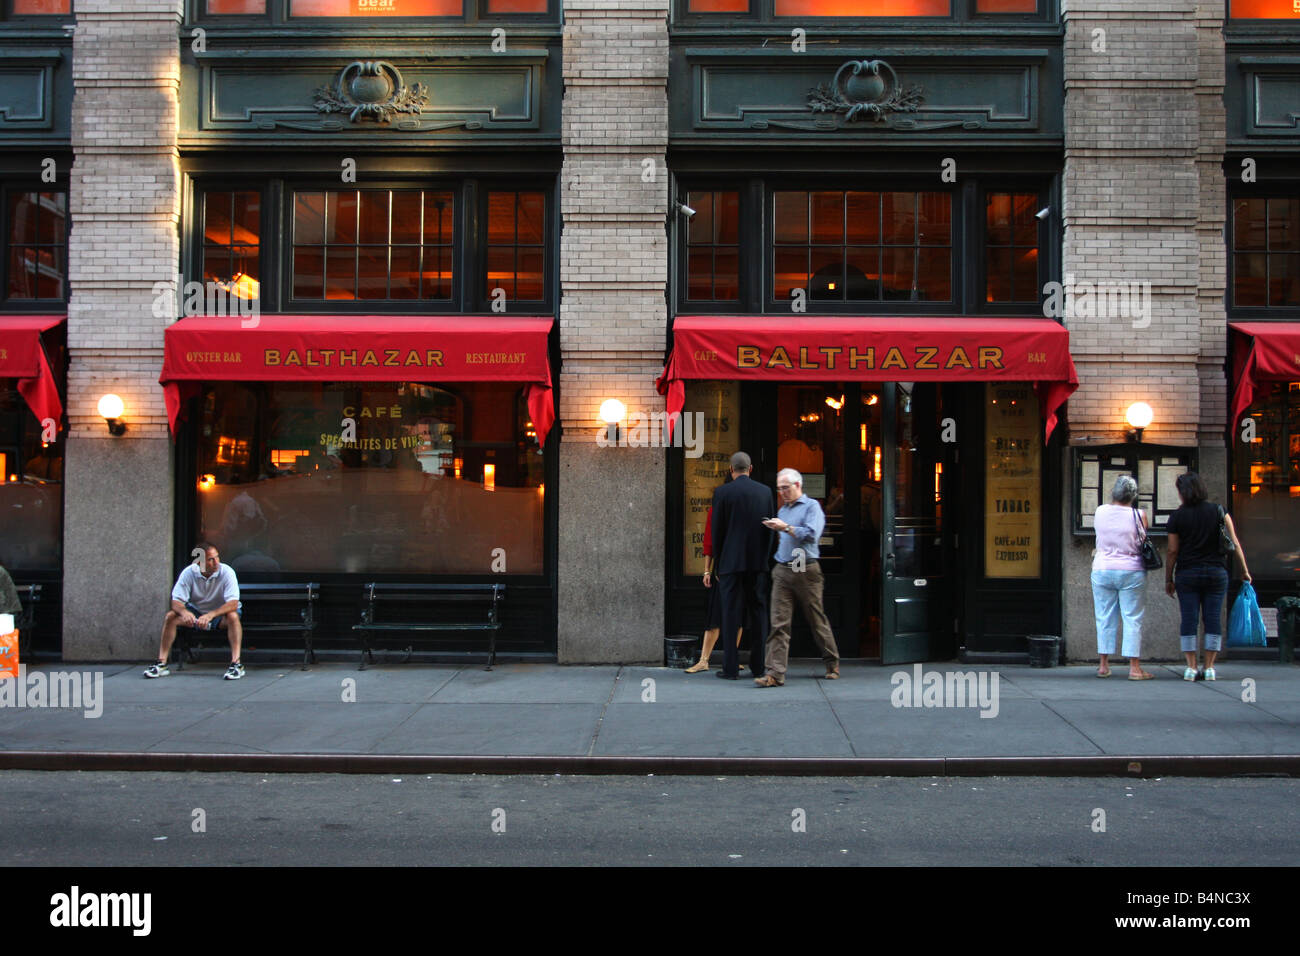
[1174,565,1228,652]
[1091,569,1146,658]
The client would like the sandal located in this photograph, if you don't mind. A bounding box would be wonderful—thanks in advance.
[1127,670,1154,681]
[1096,668,1111,678]
[684,661,709,674]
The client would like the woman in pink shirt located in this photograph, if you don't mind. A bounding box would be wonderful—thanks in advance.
[1091,475,1152,680]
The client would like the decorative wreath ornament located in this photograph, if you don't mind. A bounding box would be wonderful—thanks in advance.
[808,59,923,123]
[313,61,430,124]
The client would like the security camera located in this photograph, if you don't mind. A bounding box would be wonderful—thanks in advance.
[676,202,697,219]
[1035,207,1051,221]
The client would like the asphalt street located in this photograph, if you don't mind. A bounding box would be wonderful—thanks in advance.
[3,771,1296,866]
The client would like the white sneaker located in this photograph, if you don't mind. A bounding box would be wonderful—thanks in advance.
[1182,667,1197,681]
[143,662,170,679]
[223,661,245,680]
[1203,667,1216,681]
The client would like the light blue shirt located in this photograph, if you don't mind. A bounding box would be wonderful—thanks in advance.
[774,494,824,564]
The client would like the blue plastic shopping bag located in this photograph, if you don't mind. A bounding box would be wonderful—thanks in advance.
[1227,582,1267,647]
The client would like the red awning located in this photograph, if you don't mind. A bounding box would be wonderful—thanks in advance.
[656,316,1079,441]
[160,315,556,445]
[1229,322,1300,429]
[0,315,64,431]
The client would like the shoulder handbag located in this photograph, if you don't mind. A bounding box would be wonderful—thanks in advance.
[1217,504,1235,555]
[1132,507,1162,571]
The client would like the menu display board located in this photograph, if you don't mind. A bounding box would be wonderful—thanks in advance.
[985,383,1042,579]
[682,381,740,575]
[1072,446,1197,535]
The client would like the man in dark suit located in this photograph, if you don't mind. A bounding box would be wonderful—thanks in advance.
[710,451,776,680]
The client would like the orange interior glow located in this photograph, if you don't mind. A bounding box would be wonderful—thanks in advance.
[774,0,949,15]
[688,0,750,9]
[290,0,461,15]
[483,463,496,491]
[1230,0,1300,17]
[0,454,6,484]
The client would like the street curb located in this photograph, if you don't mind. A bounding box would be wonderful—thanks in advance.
[1,751,1297,777]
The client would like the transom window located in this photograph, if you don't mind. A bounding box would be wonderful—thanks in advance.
[485,191,545,302]
[4,0,72,14]
[985,192,1040,303]
[1228,1,1300,19]
[192,182,549,312]
[201,0,550,17]
[685,191,740,302]
[4,189,68,304]
[291,190,454,301]
[772,190,952,303]
[1232,197,1300,309]
[681,0,1043,17]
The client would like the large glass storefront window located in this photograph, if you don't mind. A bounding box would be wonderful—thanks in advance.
[0,384,62,571]
[196,381,545,575]
[1234,381,1300,582]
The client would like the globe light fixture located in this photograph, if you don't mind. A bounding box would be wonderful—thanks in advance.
[1126,402,1153,442]
[97,394,127,436]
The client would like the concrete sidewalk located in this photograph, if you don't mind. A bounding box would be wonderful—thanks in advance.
[0,659,1297,775]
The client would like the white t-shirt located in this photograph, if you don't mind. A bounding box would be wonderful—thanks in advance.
[171,563,241,613]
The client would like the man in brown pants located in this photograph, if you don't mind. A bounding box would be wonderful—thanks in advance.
[757,468,840,686]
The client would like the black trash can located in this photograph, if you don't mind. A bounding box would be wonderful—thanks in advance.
[1026,635,1060,668]
[664,634,699,669]
[1277,598,1300,665]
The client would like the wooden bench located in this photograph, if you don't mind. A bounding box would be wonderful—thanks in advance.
[353,582,504,671]
[175,582,320,669]
[14,584,40,660]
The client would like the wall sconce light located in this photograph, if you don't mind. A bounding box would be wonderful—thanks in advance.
[197,474,216,492]
[97,394,127,436]
[599,398,627,443]
[1126,402,1153,443]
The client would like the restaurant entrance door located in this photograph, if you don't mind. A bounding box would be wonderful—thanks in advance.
[754,380,959,662]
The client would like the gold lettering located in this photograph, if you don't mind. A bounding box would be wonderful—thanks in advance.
[319,349,335,365]
[767,346,793,369]
[979,347,1005,370]
[818,346,841,369]
[880,347,907,370]
[340,350,358,366]
[848,347,873,370]
[306,350,319,367]
[946,347,972,370]
[737,346,761,369]
[798,347,818,370]
[427,350,443,367]
[405,350,422,366]
[265,349,281,366]
[384,349,400,367]
[915,346,939,370]
[361,351,379,367]
[284,350,302,366]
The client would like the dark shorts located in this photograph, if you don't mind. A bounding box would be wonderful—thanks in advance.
[183,601,242,630]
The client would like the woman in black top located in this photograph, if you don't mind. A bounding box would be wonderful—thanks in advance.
[1165,473,1251,681]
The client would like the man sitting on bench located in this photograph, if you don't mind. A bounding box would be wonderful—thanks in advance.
[145,543,244,680]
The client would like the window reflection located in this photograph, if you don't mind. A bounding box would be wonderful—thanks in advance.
[1233,382,1300,581]
[773,190,951,302]
[6,191,67,302]
[486,191,546,301]
[197,381,545,574]
[0,384,63,571]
